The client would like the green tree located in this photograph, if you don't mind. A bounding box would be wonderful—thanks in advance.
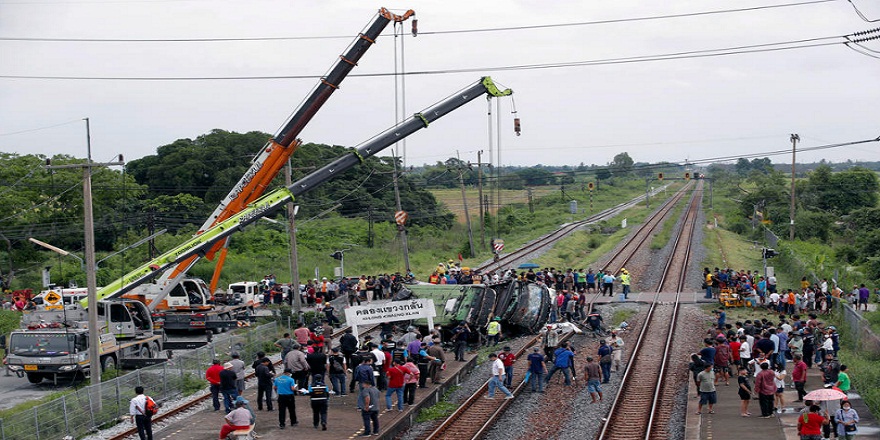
[610,152,634,177]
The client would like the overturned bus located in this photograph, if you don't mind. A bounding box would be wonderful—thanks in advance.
[392,280,551,334]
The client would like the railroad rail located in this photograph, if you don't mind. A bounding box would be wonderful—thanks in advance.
[599,181,693,275]
[477,185,671,274]
[107,322,381,440]
[596,181,701,440]
[421,330,578,440]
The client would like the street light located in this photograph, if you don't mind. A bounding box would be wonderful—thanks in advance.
[28,238,84,271]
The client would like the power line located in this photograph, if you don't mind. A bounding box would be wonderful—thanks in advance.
[0,34,849,81]
[0,119,82,136]
[0,0,838,43]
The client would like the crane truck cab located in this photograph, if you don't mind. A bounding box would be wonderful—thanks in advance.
[7,298,164,384]
[218,282,259,306]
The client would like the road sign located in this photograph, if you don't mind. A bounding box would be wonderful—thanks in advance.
[658,172,664,180]
[395,210,408,226]
[684,172,691,180]
[587,182,595,191]
[44,291,62,305]
[493,239,505,254]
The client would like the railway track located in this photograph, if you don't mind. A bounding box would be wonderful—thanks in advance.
[599,182,692,274]
[596,181,702,440]
[107,322,381,440]
[421,330,578,440]
[477,185,671,274]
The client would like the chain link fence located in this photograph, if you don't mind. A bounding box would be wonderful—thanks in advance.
[0,321,280,440]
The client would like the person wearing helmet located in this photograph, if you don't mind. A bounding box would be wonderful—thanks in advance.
[486,317,502,346]
[619,269,632,299]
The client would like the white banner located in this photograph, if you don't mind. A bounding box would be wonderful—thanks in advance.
[344,299,436,327]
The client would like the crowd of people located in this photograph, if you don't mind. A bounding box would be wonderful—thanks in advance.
[200,322,449,438]
[690,295,864,440]
[703,268,877,316]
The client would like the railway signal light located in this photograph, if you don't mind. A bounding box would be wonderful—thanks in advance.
[684,172,691,180]
[658,172,663,180]
[330,251,343,260]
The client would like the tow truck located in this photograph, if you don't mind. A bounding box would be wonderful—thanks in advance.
[5,291,164,384]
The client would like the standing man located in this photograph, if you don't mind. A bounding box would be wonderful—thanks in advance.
[497,346,517,388]
[327,347,348,396]
[602,272,615,297]
[754,363,777,418]
[583,356,603,404]
[294,322,310,346]
[619,269,631,299]
[426,339,446,384]
[695,363,717,415]
[255,358,275,411]
[308,375,330,430]
[284,343,310,391]
[369,342,387,391]
[219,362,239,413]
[858,284,871,311]
[274,369,298,429]
[791,354,808,402]
[610,330,625,372]
[703,268,714,300]
[205,359,224,411]
[354,356,376,391]
[527,347,546,393]
[453,322,470,361]
[229,353,246,395]
[129,386,153,440]
[274,333,295,362]
[486,317,502,346]
[487,353,515,399]
[385,359,406,411]
[339,328,359,367]
[597,340,613,384]
[358,381,380,436]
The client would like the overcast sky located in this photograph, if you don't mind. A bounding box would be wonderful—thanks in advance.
[1,0,879,169]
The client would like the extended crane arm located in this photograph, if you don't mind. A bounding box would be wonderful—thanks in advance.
[145,7,414,306]
[86,77,511,307]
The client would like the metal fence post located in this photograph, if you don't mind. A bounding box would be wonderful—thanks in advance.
[163,362,168,400]
[33,407,40,440]
[86,387,96,429]
[117,375,123,417]
[0,416,5,440]
[61,395,70,436]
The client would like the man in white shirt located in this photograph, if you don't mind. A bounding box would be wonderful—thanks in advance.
[129,386,153,440]
[370,343,387,390]
[486,353,514,399]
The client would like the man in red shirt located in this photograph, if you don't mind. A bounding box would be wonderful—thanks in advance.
[294,322,310,346]
[754,363,777,418]
[791,354,808,402]
[728,338,742,372]
[205,359,224,411]
[384,360,406,411]
[498,346,517,388]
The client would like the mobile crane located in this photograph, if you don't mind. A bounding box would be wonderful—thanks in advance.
[85,77,513,310]
[120,8,415,332]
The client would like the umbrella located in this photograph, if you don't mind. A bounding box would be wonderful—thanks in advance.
[517,262,540,269]
[804,387,847,401]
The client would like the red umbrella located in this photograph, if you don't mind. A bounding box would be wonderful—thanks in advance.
[804,388,847,402]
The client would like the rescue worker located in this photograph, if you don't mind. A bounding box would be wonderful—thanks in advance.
[307,374,329,431]
[486,317,502,346]
[619,269,632,299]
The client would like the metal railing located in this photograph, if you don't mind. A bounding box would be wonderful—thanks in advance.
[0,321,279,440]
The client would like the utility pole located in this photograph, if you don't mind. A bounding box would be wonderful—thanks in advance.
[45,118,124,394]
[284,160,301,315]
[790,134,799,241]
[527,187,534,213]
[454,152,476,258]
[788,133,801,241]
[391,156,411,273]
[367,207,374,248]
[477,150,485,250]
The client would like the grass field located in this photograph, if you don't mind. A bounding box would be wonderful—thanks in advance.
[430,186,559,222]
